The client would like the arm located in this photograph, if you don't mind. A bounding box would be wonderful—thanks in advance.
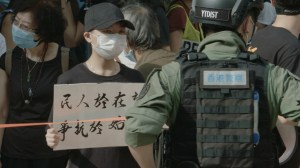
[166,6,186,53]
[267,65,300,127]
[128,144,156,168]
[61,0,84,47]
[0,69,9,147]
[125,62,181,165]
[169,30,183,53]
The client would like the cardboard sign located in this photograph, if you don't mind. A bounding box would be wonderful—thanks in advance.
[53,83,143,150]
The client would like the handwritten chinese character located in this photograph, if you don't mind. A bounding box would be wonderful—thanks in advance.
[132,92,138,101]
[58,120,72,141]
[94,93,109,109]
[90,121,103,134]
[112,92,126,108]
[109,117,125,130]
[75,121,88,138]
[77,94,90,108]
[61,94,72,109]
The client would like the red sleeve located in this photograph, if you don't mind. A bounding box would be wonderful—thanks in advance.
[167,7,187,33]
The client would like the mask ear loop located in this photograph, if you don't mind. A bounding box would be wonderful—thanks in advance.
[89,33,99,49]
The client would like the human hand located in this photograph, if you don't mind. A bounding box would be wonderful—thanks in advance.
[45,125,61,148]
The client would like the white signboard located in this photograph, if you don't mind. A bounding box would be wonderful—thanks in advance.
[53,83,144,150]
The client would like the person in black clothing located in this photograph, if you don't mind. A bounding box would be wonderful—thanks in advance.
[46,3,143,168]
[249,0,300,167]
[0,0,70,167]
[250,0,300,75]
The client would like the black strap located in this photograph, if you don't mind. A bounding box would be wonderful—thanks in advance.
[4,49,12,76]
[197,135,252,143]
[197,120,253,129]
[61,47,70,72]
[238,52,260,61]
[199,148,253,158]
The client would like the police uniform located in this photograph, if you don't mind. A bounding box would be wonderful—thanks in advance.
[124,31,300,165]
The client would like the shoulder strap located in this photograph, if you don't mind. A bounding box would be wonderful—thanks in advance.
[60,46,70,73]
[4,49,12,76]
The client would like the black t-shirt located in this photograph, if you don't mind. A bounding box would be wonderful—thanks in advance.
[251,26,300,76]
[0,47,69,159]
[57,63,144,168]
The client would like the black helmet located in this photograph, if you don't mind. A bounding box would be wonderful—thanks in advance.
[191,0,262,29]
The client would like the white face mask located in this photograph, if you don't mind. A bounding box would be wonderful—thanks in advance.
[91,32,127,60]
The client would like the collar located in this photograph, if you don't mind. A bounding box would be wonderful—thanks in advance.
[197,31,246,60]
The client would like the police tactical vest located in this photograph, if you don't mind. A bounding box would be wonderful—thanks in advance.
[170,52,275,168]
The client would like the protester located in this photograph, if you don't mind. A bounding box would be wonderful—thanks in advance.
[120,2,175,78]
[256,1,276,30]
[45,3,143,168]
[133,0,170,49]
[124,0,300,168]
[62,0,126,48]
[0,0,71,167]
[0,60,8,168]
[250,0,300,76]
[61,0,127,65]
[166,0,204,53]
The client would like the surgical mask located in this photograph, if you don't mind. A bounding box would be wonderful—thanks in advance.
[91,33,127,60]
[125,50,136,62]
[118,49,136,69]
[12,24,38,48]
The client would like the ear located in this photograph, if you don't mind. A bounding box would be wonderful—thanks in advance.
[83,32,92,43]
[237,16,254,42]
[245,16,254,34]
[238,16,251,35]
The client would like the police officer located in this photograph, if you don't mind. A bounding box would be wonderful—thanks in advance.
[124,0,300,168]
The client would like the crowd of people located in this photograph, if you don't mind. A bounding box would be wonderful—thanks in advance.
[0,0,299,168]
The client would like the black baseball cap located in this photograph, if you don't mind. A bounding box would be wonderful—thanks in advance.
[84,3,135,32]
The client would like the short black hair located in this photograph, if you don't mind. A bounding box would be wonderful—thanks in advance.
[276,0,300,9]
[12,0,66,44]
[275,0,300,15]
